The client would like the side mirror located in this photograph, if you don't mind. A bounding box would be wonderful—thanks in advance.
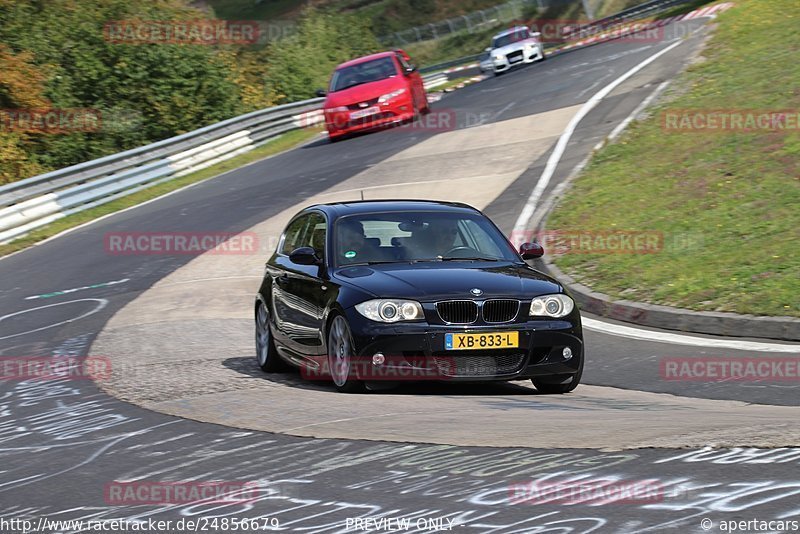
[485,47,493,53]
[519,242,544,260]
[531,31,541,38]
[404,66,417,75]
[289,247,321,266]
[315,89,327,98]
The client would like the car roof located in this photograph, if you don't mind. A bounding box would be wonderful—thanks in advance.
[306,200,481,218]
[493,26,529,39]
[336,51,397,70]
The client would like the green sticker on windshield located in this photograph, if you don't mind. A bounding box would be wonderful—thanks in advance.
[345,251,357,259]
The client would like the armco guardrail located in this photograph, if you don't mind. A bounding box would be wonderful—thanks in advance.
[418,0,697,77]
[0,97,322,243]
[563,0,693,40]
[0,73,448,244]
[420,54,483,75]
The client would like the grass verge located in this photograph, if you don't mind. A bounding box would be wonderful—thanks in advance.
[548,0,800,317]
[0,127,322,259]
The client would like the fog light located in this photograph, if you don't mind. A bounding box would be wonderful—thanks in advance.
[372,353,385,366]
[562,347,573,360]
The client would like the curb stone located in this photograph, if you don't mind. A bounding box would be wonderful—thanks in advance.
[527,12,799,342]
[538,257,800,342]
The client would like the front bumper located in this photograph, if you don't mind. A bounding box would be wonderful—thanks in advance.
[325,95,415,138]
[343,308,582,382]
[492,45,544,72]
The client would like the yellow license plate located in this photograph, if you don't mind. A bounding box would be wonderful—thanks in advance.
[445,332,519,350]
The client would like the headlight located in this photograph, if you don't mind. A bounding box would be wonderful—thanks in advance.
[493,54,504,60]
[327,106,348,113]
[529,294,574,318]
[378,88,406,103]
[356,299,424,323]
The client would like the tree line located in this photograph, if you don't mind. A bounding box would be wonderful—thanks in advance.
[0,0,379,184]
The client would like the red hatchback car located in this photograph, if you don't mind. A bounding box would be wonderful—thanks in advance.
[318,50,430,141]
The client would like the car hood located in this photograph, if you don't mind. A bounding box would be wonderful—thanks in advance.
[334,262,562,301]
[325,77,405,107]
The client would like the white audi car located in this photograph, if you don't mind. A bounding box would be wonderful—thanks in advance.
[485,26,546,75]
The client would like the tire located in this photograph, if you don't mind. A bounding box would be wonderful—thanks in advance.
[327,314,364,393]
[255,301,286,372]
[531,356,582,394]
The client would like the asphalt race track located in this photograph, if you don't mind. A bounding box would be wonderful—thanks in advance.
[1,15,799,534]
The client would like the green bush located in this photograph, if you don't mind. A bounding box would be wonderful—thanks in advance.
[266,8,380,103]
[0,0,246,177]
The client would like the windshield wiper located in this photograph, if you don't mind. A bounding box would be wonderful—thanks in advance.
[429,256,501,262]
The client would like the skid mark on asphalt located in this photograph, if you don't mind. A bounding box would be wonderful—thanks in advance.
[3,407,800,534]
[3,338,800,531]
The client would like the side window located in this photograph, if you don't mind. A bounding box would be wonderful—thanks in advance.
[300,213,326,261]
[280,215,311,255]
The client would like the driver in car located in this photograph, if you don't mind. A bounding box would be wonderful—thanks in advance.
[411,220,460,259]
[338,219,382,264]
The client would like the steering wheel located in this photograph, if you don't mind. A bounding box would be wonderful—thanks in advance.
[443,246,479,258]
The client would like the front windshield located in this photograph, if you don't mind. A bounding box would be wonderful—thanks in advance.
[492,29,530,49]
[334,211,519,267]
[330,57,399,92]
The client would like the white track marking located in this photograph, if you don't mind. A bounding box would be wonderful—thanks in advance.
[512,39,684,238]
[0,298,108,340]
[583,317,800,353]
[24,278,129,300]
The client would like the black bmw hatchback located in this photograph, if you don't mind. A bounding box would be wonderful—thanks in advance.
[255,200,583,393]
